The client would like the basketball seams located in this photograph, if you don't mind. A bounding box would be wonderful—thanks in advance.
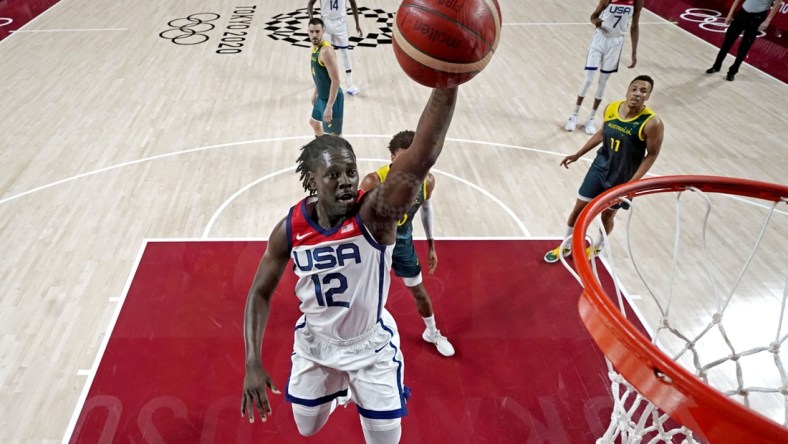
[399,3,497,50]
[393,22,491,74]
[392,0,502,86]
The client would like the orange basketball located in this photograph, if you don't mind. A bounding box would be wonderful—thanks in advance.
[392,0,502,88]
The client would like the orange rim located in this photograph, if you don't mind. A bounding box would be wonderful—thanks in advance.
[573,175,788,443]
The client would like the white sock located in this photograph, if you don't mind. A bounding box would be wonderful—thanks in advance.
[346,70,354,86]
[423,315,437,333]
[563,226,574,251]
[588,108,598,118]
[595,231,606,250]
[571,105,580,115]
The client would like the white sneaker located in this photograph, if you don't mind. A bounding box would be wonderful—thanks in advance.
[422,329,455,357]
[346,85,361,96]
[584,116,596,135]
[565,114,577,132]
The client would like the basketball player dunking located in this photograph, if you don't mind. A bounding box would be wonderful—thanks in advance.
[241,87,459,443]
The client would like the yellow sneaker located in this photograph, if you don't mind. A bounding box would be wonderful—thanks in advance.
[585,246,602,259]
[544,246,571,263]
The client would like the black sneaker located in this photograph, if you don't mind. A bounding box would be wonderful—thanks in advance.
[726,72,735,81]
[705,67,720,74]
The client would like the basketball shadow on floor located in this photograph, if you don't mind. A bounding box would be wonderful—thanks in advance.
[70,239,626,443]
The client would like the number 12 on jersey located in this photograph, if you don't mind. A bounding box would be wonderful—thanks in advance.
[311,273,349,308]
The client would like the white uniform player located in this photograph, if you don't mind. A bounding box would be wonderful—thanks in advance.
[243,88,459,444]
[565,0,643,136]
[285,194,408,419]
[308,0,363,95]
[585,0,635,73]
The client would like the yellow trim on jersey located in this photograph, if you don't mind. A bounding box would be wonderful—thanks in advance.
[311,41,332,67]
[604,100,656,141]
[376,164,427,197]
[637,114,656,141]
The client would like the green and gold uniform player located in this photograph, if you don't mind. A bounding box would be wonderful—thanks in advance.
[308,18,344,136]
[360,131,455,357]
[545,75,665,263]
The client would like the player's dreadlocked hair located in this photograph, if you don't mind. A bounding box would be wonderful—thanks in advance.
[296,135,355,195]
[387,130,415,155]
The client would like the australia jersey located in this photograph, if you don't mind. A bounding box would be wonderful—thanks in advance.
[311,41,334,100]
[287,192,393,341]
[592,100,656,187]
[320,0,347,20]
[375,164,427,241]
[599,0,636,38]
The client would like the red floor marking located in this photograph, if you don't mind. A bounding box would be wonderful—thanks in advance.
[69,240,640,443]
[0,0,62,41]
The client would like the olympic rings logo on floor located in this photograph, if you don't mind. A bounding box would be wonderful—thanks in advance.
[679,8,765,36]
[159,13,221,45]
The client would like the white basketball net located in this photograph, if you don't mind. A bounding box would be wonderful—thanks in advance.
[562,186,788,443]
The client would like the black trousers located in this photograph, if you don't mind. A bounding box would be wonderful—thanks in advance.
[711,8,768,74]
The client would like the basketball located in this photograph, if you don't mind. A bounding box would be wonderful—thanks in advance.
[392,0,502,88]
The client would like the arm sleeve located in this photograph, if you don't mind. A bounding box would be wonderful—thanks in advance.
[420,199,435,240]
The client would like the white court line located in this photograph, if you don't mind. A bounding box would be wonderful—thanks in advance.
[12,28,128,33]
[504,21,668,26]
[3,134,784,217]
[201,158,531,238]
[202,166,296,238]
[61,240,148,444]
[0,0,69,45]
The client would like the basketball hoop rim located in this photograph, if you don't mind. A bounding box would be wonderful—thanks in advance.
[574,175,788,443]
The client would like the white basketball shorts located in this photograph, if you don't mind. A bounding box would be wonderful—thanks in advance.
[323,16,350,49]
[585,30,625,73]
[285,309,409,419]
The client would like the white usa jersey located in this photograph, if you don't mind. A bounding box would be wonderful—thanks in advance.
[320,0,347,20]
[599,0,636,38]
[287,192,393,342]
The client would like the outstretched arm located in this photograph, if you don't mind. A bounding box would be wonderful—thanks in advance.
[361,88,458,244]
[629,116,664,181]
[561,123,605,168]
[349,0,363,36]
[241,218,290,424]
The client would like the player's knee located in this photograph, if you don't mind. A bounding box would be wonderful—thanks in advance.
[292,404,330,437]
[360,417,402,444]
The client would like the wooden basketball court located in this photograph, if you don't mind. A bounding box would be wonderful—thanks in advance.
[1,0,786,442]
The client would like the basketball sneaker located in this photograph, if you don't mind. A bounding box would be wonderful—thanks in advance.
[584,116,596,135]
[422,329,455,357]
[346,85,361,96]
[544,246,571,263]
[564,114,577,132]
[585,246,602,259]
